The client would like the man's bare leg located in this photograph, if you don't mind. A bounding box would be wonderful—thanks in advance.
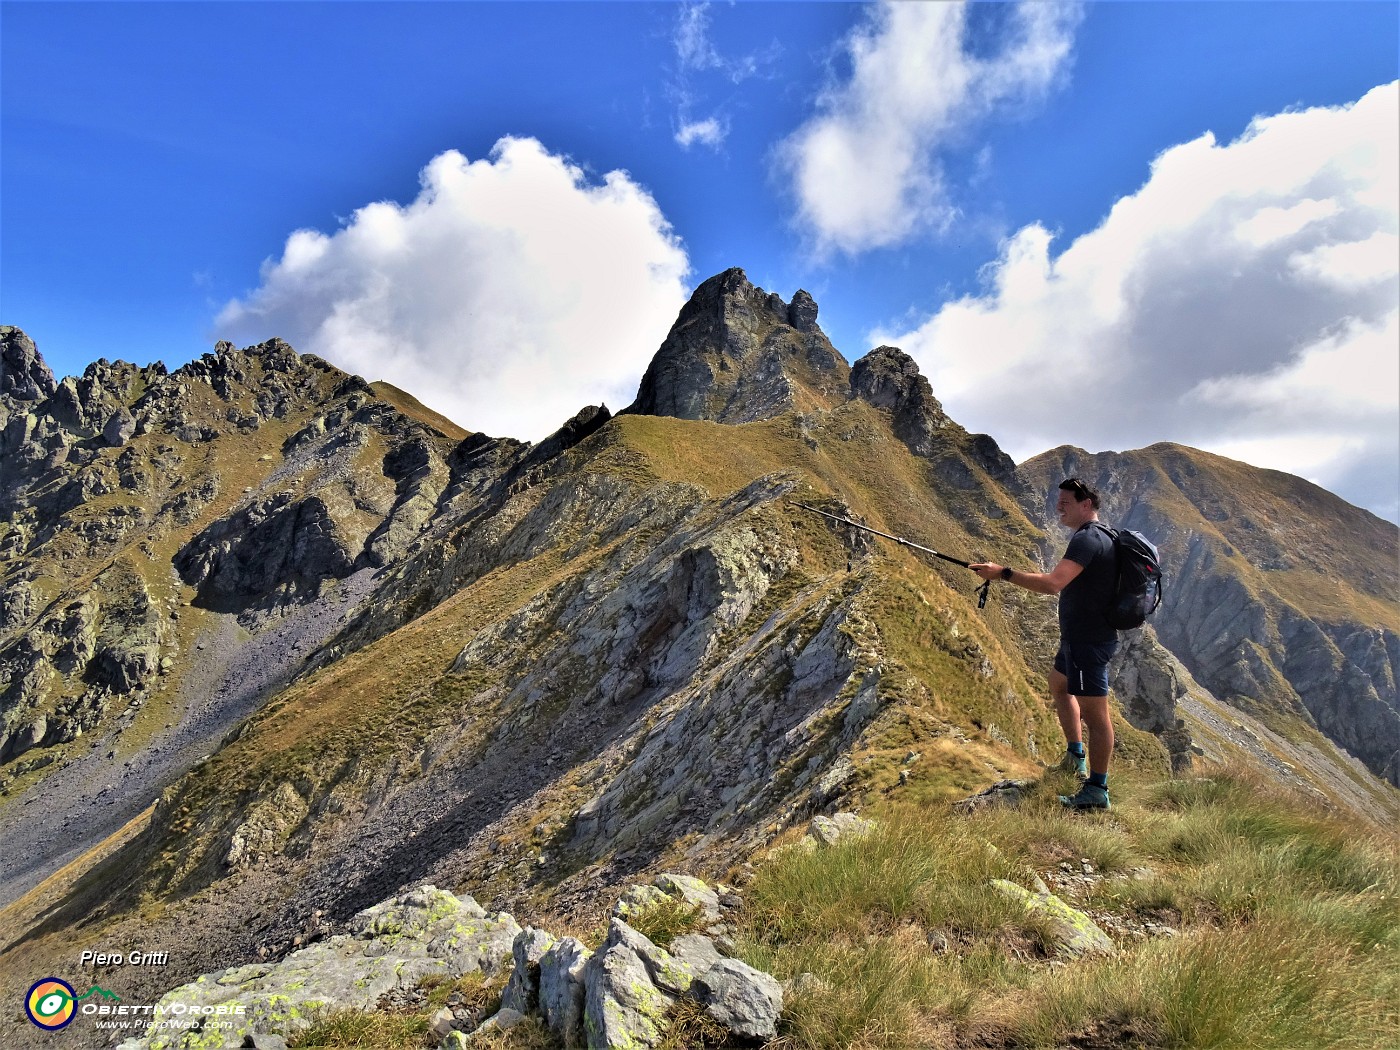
[1049,668,1083,747]
[1076,693,1114,777]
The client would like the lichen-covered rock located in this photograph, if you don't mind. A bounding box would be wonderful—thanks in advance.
[653,873,722,923]
[612,883,672,922]
[583,924,674,1050]
[668,934,723,981]
[807,812,874,846]
[113,887,520,1049]
[603,918,698,997]
[539,936,592,1048]
[428,1006,458,1042]
[502,926,557,1015]
[991,878,1115,958]
[689,957,784,1041]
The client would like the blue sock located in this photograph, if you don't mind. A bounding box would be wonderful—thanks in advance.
[1068,742,1086,757]
[1088,772,1108,790]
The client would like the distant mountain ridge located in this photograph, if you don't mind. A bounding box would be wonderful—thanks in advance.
[0,273,1396,1047]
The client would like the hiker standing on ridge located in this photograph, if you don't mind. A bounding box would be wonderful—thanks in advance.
[971,478,1118,811]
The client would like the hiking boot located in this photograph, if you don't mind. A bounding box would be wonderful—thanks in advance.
[1055,750,1089,779]
[1059,783,1110,811]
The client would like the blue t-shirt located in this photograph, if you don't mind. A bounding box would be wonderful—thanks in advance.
[1059,523,1117,644]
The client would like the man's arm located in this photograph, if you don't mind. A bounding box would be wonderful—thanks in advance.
[970,557,1085,595]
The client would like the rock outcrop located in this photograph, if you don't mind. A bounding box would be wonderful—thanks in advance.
[850,344,949,458]
[848,344,1031,528]
[627,268,849,423]
[1110,628,1196,773]
[114,886,521,1050]
[991,877,1116,958]
[113,875,780,1050]
[0,325,57,402]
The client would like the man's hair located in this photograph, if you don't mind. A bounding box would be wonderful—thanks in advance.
[1059,478,1101,509]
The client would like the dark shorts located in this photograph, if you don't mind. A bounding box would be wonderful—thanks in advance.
[1055,640,1118,697]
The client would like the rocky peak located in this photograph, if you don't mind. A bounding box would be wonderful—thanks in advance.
[0,326,57,404]
[850,345,947,457]
[849,344,1023,513]
[787,289,820,332]
[516,403,612,478]
[627,268,849,424]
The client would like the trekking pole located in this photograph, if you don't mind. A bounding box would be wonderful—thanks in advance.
[790,501,992,608]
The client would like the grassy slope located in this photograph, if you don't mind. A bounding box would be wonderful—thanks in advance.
[737,767,1399,1050]
[370,381,473,443]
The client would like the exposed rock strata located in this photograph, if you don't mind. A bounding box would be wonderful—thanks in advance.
[112,876,779,1050]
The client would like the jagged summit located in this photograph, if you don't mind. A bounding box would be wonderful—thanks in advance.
[850,345,948,458]
[627,268,850,424]
[622,274,1023,516]
[0,325,57,402]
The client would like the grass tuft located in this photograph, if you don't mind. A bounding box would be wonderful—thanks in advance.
[289,1007,429,1048]
[728,769,1399,1049]
[626,897,710,950]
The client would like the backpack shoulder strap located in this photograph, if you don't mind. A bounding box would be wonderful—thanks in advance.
[1087,521,1117,541]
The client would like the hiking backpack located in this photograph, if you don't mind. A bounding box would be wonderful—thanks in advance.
[1090,523,1164,630]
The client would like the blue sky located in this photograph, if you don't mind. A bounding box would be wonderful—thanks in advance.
[3,1,1397,520]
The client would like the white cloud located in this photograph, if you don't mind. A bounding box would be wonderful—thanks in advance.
[778,0,1081,256]
[669,3,777,154]
[875,82,1400,520]
[676,117,727,151]
[1192,312,1399,420]
[675,2,723,74]
[216,137,690,441]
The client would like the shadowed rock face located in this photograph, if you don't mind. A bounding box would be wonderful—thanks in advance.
[851,345,948,459]
[848,344,1030,526]
[1110,627,1198,773]
[1,326,57,403]
[627,268,850,423]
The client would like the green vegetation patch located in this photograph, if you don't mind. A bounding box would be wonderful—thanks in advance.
[732,770,1399,1049]
[624,897,709,951]
[288,1007,430,1049]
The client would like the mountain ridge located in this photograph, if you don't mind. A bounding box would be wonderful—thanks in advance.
[0,272,1396,1048]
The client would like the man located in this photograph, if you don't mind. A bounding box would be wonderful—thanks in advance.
[971,479,1118,810]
